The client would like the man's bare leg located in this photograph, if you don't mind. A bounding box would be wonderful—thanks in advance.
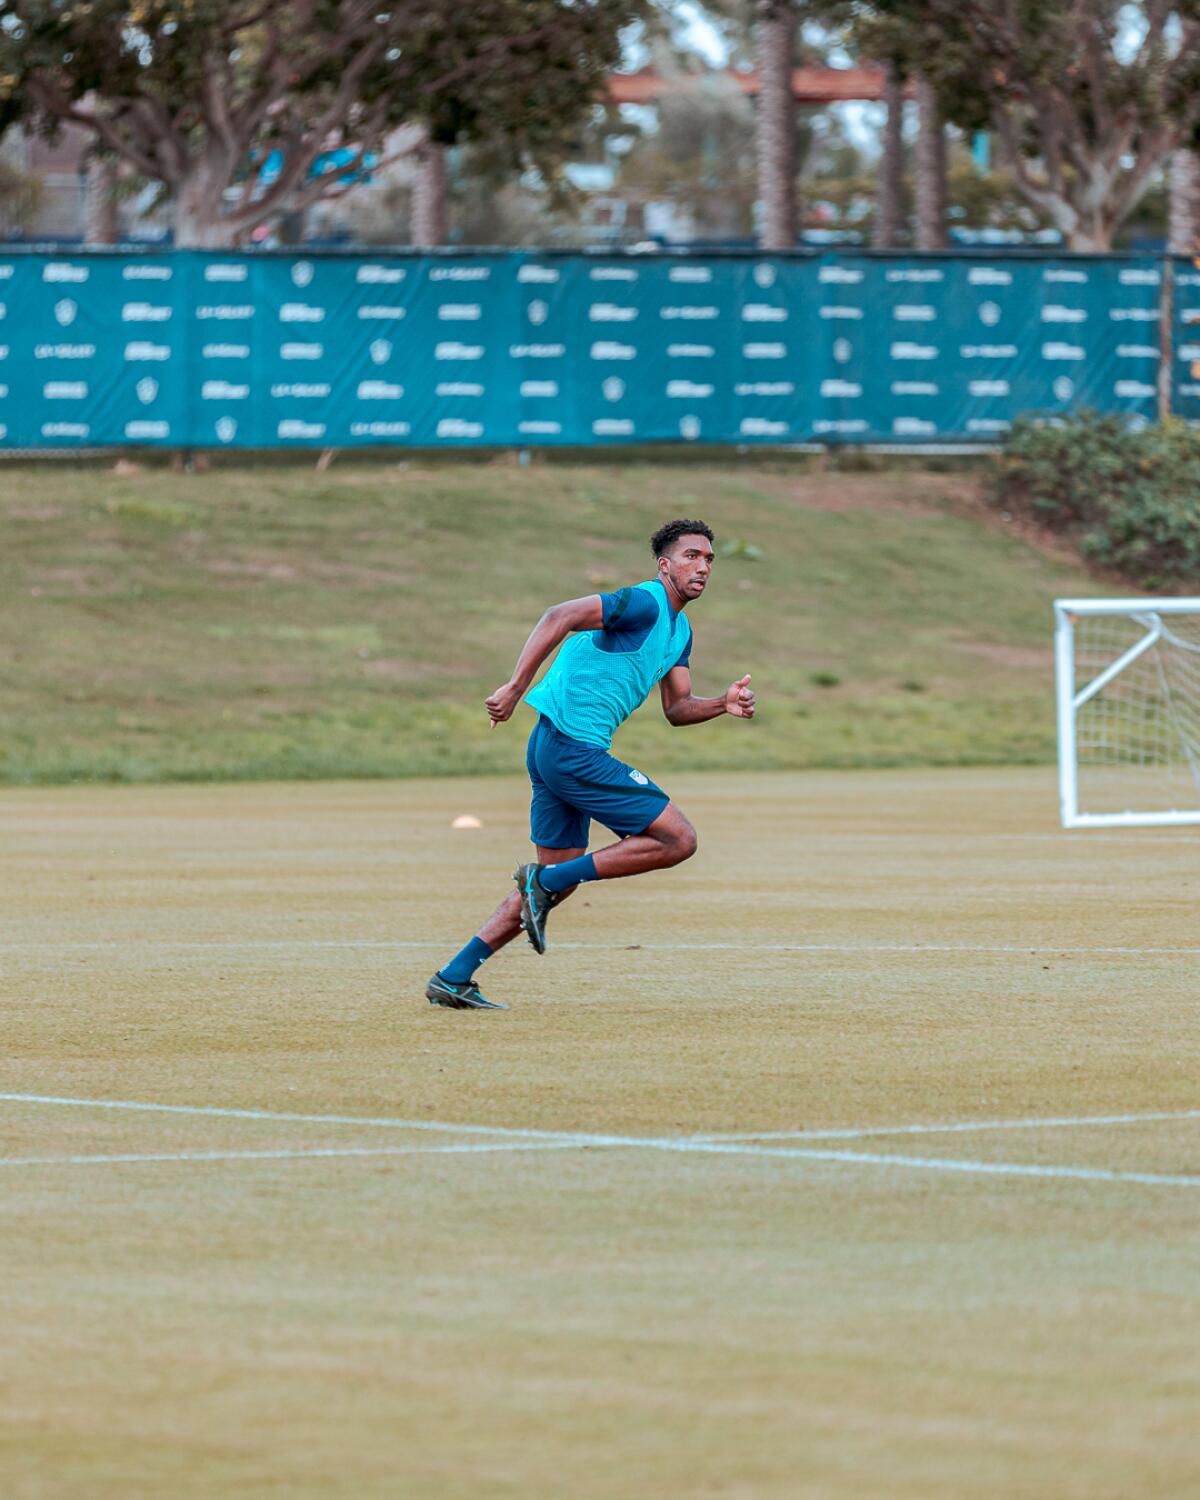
[478,844,586,950]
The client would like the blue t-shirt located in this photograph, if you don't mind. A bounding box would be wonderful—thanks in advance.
[598,585,692,670]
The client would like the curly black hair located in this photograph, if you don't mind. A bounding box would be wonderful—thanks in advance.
[649,518,715,559]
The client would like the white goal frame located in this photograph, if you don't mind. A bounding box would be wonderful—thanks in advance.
[1055,597,1200,827]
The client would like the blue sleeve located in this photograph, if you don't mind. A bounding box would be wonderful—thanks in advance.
[672,626,692,671]
[599,586,659,634]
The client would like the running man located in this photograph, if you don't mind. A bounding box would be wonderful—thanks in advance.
[426,518,755,1010]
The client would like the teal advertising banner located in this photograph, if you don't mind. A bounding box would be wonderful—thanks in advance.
[0,249,1169,449]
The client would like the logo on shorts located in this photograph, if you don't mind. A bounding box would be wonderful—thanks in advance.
[629,769,649,785]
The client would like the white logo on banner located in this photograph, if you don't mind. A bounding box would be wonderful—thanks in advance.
[357,381,403,399]
[520,381,558,398]
[435,342,484,360]
[1115,380,1155,398]
[969,379,1009,397]
[123,266,170,282]
[136,377,159,404]
[968,268,1012,285]
[1044,269,1087,284]
[961,343,1017,358]
[819,306,863,320]
[518,266,559,284]
[527,299,549,325]
[124,420,169,438]
[670,267,711,284]
[821,380,862,398]
[122,303,171,322]
[666,381,713,398]
[667,343,714,358]
[736,382,793,396]
[437,418,484,437]
[357,265,406,284]
[742,304,787,322]
[357,306,406,320]
[833,338,852,364]
[741,417,788,435]
[510,343,564,358]
[1120,268,1159,286]
[593,419,634,436]
[661,305,718,319]
[518,420,562,434]
[42,422,89,436]
[44,263,88,283]
[351,422,410,436]
[206,264,248,282]
[36,343,94,359]
[126,342,170,361]
[895,305,936,321]
[370,338,392,364]
[590,342,635,360]
[291,261,314,287]
[436,382,484,397]
[430,266,490,281]
[1118,344,1158,358]
[1053,376,1074,400]
[892,381,938,396]
[589,303,637,322]
[743,342,786,358]
[602,376,625,401]
[890,342,938,360]
[270,383,330,398]
[680,415,701,439]
[1110,308,1158,321]
[278,420,325,438]
[894,417,936,435]
[280,343,323,360]
[590,267,637,282]
[887,268,943,283]
[978,301,1001,326]
[44,381,87,399]
[196,305,254,319]
[216,417,237,443]
[280,303,324,322]
[55,298,77,326]
[201,381,249,400]
[819,266,862,283]
[1042,305,1087,323]
[753,264,777,288]
[438,303,482,320]
[1042,342,1085,360]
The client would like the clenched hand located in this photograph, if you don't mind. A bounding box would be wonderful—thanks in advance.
[725,674,755,719]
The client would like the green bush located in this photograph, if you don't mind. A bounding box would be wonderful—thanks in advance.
[989,413,1200,588]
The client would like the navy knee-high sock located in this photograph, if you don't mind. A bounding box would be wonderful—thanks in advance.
[538,853,600,894]
[439,935,494,985]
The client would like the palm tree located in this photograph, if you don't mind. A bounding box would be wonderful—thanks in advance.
[755,0,796,251]
[914,71,946,249]
[873,58,903,247]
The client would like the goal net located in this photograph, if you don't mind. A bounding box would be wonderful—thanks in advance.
[1055,599,1200,826]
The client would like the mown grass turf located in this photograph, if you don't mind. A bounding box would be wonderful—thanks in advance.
[0,460,1098,783]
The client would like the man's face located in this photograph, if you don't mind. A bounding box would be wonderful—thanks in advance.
[659,534,715,601]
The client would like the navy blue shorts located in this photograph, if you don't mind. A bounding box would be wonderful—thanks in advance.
[526,715,671,849]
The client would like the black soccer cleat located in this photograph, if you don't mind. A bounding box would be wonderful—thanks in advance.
[425,972,508,1011]
[513,861,558,955]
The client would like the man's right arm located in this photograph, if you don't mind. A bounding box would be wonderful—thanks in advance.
[485,595,604,727]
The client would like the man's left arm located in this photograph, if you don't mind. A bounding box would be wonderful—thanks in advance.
[660,666,755,726]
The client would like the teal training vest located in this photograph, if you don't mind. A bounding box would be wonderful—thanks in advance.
[525,579,692,750]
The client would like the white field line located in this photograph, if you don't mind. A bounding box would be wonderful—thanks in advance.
[2,1093,1199,1188]
[690,1109,1200,1143]
[5,940,1200,956]
[0,1141,581,1168]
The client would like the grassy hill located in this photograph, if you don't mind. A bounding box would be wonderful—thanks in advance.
[0,459,1099,784]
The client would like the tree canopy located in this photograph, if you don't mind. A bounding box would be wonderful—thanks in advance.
[0,0,643,245]
[851,0,1200,249]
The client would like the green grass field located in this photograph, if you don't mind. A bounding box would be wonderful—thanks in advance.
[4,770,1198,1498]
[0,459,1097,784]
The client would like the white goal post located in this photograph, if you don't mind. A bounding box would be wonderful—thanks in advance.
[1055,598,1200,827]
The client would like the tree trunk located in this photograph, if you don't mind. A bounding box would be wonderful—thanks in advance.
[84,154,120,245]
[412,140,448,248]
[914,72,946,251]
[755,0,795,252]
[873,60,903,249]
[174,162,240,248]
[1169,149,1200,255]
